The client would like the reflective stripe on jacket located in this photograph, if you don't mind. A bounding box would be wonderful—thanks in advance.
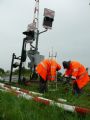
[49,59,61,81]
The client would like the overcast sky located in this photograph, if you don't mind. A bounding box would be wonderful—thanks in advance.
[0,0,90,71]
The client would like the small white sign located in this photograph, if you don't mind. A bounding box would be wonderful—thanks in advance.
[44,8,55,18]
[27,22,36,31]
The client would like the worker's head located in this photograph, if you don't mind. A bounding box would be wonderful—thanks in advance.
[62,61,71,69]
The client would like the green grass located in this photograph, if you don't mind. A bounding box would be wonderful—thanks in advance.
[0,81,90,120]
[1,80,90,108]
[9,81,90,108]
[0,91,90,120]
[47,83,90,108]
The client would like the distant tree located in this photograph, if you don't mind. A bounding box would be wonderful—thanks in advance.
[14,69,19,74]
[0,68,5,73]
[6,70,10,75]
[0,68,5,76]
[13,68,31,75]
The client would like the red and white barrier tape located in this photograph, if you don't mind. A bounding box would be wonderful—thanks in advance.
[0,82,90,114]
[0,83,42,96]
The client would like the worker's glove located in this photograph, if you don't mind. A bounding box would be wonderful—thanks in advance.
[56,68,59,71]
[63,77,70,85]
[72,78,76,81]
[71,76,76,81]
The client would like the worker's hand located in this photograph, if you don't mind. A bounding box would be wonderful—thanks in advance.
[71,78,76,81]
[71,76,76,81]
[56,68,59,71]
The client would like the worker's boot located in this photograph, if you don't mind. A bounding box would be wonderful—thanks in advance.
[73,87,83,96]
[39,84,44,93]
[44,80,48,92]
[73,82,83,96]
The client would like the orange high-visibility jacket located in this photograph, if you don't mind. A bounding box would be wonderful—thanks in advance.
[64,61,89,89]
[36,59,61,81]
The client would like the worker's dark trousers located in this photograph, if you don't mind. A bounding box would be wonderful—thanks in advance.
[39,76,48,93]
[73,82,82,95]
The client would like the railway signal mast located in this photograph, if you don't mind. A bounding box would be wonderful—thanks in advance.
[18,0,55,82]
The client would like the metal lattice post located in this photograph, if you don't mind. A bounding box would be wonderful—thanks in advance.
[33,0,39,52]
[49,50,57,91]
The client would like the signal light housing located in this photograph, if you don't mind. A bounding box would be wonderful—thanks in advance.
[23,30,35,40]
[43,8,55,29]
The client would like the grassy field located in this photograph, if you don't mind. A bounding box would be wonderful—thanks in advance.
[0,81,90,120]
[8,81,90,108]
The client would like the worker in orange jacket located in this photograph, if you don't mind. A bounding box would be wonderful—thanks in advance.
[62,61,89,95]
[36,58,61,93]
